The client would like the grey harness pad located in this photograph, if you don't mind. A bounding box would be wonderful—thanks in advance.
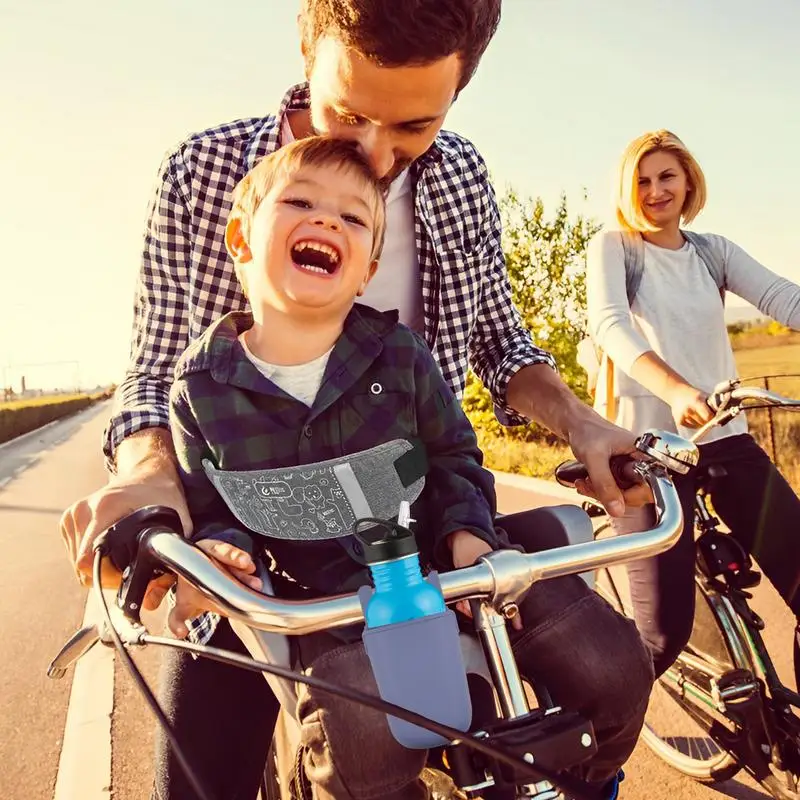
[202,439,426,541]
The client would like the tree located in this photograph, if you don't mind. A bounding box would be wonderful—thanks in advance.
[463,189,601,442]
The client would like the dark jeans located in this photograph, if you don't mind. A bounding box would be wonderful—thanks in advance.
[152,510,653,799]
[622,433,800,683]
[151,619,279,800]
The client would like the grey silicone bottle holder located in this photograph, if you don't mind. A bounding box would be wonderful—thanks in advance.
[358,577,473,749]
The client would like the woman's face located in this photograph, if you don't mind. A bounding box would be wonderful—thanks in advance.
[637,150,691,229]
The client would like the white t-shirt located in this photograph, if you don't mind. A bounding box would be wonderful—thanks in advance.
[240,333,332,407]
[281,116,424,332]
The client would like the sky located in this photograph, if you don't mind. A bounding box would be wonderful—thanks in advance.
[1,0,799,389]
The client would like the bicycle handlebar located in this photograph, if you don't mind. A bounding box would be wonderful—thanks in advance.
[696,380,800,443]
[134,460,683,637]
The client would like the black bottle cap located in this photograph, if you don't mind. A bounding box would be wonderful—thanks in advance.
[353,519,419,564]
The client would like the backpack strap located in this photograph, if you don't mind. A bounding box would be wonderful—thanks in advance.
[620,230,646,305]
[681,231,727,304]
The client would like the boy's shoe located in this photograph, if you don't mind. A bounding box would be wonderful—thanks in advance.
[605,769,624,800]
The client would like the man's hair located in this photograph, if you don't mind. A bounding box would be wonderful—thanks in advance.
[616,129,708,233]
[299,0,501,93]
[230,136,387,264]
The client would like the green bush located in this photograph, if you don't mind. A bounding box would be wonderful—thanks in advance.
[464,189,600,445]
[0,395,97,444]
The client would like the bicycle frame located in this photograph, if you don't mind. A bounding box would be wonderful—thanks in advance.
[651,381,800,795]
[49,436,691,800]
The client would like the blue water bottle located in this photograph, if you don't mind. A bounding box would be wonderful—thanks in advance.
[359,502,446,628]
[356,502,472,749]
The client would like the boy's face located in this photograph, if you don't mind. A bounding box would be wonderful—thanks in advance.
[232,164,379,317]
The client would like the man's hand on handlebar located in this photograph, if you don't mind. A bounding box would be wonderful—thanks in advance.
[60,468,192,590]
[566,414,652,515]
[60,429,194,613]
[169,540,262,639]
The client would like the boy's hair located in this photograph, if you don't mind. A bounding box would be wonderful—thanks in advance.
[230,137,387,268]
[616,129,708,233]
[299,0,501,94]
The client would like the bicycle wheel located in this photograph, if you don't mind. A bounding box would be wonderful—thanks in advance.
[594,522,741,783]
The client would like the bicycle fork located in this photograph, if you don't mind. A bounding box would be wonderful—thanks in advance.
[466,599,603,800]
[472,600,559,799]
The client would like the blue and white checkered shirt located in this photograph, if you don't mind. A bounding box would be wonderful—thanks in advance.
[103,83,556,643]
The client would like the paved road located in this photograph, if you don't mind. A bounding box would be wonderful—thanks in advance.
[2,406,795,799]
[0,405,111,800]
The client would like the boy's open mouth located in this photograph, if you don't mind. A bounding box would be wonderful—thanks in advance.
[290,240,342,276]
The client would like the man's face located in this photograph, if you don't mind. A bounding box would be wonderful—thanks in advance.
[305,36,461,185]
[240,163,379,317]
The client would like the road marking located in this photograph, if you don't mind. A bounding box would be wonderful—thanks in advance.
[53,594,115,800]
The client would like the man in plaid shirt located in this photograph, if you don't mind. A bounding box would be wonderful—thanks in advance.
[60,1,652,797]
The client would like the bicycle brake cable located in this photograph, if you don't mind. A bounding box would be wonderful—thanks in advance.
[93,555,215,800]
[93,553,598,800]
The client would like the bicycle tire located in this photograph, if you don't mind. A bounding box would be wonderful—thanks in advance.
[594,521,741,784]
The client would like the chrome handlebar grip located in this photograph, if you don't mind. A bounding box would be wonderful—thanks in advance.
[729,386,800,408]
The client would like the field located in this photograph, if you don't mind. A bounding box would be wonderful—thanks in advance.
[734,342,800,492]
[479,339,800,492]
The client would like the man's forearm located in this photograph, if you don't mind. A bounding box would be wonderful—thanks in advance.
[114,427,180,481]
[505,364,595,442]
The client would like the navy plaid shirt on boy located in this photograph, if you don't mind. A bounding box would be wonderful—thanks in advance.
[104,83,556,466]
[171,305,500,643]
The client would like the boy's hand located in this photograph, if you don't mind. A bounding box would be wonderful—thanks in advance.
[447,530,522,631]
[448,529,494,569]
[168,540,262,639]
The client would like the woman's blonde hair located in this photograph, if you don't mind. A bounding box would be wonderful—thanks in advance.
[615,129,707,232]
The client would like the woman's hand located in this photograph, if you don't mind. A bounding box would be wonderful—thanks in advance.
[668,383,714,428]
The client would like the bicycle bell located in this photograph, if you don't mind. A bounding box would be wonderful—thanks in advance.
[634,429,700,475]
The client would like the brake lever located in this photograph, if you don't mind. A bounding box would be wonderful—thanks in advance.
[707,378,740,414]
[47,593,147,679]
[47,623,102,679]
[93,506,185,624]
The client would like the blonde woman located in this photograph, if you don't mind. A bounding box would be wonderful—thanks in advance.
[586,129,800,683]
